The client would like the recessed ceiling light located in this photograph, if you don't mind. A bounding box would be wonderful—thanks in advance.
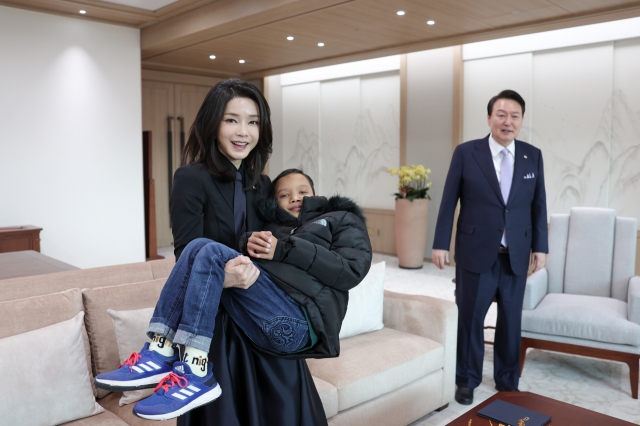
[397,11,405,16]
[318,42,324,47]
[239,59,245,64]
[287,36,294,41]
[209,55,216,59]
[426,20,435,25]
[79,10,87,14]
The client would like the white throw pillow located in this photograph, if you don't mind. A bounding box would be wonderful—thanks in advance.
[339,261,385,339]
[108,307,156,406]
[0,312,104,426]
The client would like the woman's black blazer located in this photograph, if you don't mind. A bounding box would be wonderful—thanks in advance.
[170,162,271,259]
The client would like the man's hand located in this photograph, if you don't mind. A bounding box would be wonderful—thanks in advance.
[247,231,278,260]
[531,252,546,273]
[432,249,450,270]
[223,255,260,289]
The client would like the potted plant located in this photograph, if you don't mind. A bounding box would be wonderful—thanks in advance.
[388,165,432,269]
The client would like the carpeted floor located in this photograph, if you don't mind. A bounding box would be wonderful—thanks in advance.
[371,253,640,425]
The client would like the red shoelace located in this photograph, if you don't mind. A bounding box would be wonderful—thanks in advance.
[154,372,188,393]
[119,351,142,372]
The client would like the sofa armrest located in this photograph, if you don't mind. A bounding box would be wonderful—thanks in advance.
[383,290,457,407]
[523,268,548,310]
[627,276,640,325]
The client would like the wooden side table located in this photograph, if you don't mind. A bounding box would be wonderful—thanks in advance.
[0,226,42,253]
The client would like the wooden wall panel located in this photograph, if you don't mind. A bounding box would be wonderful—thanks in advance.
[363,208,396,255]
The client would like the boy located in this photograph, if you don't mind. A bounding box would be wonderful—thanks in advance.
[94,169,372,420]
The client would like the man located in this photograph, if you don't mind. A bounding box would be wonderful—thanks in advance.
[432,90,548,405]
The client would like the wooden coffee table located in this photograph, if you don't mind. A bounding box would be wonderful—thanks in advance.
[446,391,635,425]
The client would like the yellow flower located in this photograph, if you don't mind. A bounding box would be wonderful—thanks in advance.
[387,164,432,200]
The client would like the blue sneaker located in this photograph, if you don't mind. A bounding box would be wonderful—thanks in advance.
[132,361,221,420]
[94,342,178,392]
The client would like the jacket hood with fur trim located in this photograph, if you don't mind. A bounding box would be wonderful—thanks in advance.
[256,195,366,226]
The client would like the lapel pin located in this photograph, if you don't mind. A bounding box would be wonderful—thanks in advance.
[524,155,527,159]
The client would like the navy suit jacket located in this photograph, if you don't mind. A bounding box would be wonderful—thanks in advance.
[432,136,548,276]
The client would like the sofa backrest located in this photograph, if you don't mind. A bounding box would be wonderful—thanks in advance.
[83,278,167,399]
[0,258,174,303]
[547,207,637,301]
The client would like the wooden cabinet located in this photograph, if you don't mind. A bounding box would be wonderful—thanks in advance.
[142,72,222,248]
[0,226,42,253]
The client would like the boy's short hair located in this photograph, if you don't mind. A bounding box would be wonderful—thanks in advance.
[270,169,316,197]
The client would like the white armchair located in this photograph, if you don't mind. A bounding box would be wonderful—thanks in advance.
[520,207,640,398]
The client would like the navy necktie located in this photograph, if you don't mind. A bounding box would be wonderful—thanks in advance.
[234,170,246,245]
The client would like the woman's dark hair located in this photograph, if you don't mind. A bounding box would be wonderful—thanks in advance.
[181,78,273,189]
[270,169,316,198]
[487,90,525,116]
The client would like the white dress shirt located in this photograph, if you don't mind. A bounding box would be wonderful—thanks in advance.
[488,133,515,184]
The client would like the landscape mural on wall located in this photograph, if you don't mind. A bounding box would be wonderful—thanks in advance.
[282,73,400,210]
[536,90,640,221]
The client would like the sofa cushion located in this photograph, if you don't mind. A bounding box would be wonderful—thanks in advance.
[0,288,97,396]
[61,409,129,425]
[522,293,640,346]
[339,261,385,339]
[312,376,338,419]
[306,327,443,411]
[0,312,104,425]
[108,307,156,406]
[98,392,176,426]
[83,278,166,398]
[0,261,155,303]
[149,258,175,279]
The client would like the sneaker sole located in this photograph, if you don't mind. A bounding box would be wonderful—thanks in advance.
[133,384,222,421]
[94,372,170,392]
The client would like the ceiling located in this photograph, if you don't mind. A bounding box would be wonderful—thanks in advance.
[3,0,640,79]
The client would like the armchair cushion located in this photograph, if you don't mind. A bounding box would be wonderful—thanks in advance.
[627,276,640,326]
[522,293,640,346]
[523,268,548,310]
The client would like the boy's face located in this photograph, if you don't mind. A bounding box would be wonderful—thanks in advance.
[275,173,313,218]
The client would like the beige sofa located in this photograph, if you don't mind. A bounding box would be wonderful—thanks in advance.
[0,258,457,426]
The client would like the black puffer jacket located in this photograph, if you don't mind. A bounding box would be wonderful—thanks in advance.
[239,195,372,359]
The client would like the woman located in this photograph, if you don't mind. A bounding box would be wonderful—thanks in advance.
[172,79,327,426]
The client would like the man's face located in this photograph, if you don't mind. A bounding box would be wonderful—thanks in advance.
[487,98,523,146]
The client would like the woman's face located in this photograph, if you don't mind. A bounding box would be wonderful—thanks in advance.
[217,97,260,168]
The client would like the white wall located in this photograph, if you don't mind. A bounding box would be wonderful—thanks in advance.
[264,75,284,179]
[0,6,145,268]
[277,60,400,209]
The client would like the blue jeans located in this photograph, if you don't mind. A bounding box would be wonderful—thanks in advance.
[148,238,310,353]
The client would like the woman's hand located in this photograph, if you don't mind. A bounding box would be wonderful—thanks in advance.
[223,255,260,289]
[247,231,278,260]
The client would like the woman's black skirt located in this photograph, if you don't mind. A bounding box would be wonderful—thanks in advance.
[177,308,328,426]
